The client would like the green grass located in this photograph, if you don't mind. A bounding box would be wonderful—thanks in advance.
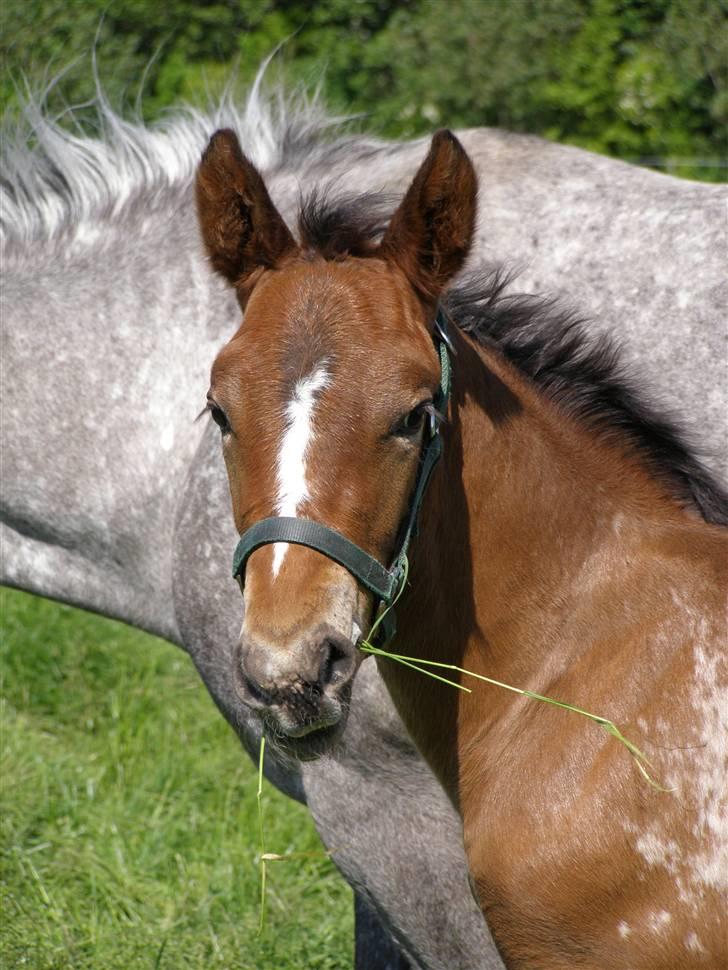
[0,588,353,970]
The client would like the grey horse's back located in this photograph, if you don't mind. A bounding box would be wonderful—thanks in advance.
[466,129,727,483]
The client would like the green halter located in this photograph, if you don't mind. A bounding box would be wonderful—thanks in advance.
[232,309,452,646]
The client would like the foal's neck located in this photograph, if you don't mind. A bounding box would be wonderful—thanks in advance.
[386,328,688,798]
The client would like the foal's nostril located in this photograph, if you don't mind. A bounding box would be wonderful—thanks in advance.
[242,671,271,706]
[233,648,273,708]
[319,634,356,690]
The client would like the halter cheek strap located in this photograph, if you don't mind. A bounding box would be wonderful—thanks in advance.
[231,309,452,646]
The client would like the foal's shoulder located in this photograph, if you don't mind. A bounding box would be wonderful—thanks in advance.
[653,511,728,563]
[640,514,727,627]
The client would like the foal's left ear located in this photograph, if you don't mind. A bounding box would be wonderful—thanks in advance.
[379,129,477,303]
[195,128,297,298]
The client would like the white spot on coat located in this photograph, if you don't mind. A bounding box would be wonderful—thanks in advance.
[648,910,671,934]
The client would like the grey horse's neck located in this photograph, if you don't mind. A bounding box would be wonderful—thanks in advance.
[0,206,236,641]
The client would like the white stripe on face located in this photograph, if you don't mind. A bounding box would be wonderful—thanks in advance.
[272,366,330,577]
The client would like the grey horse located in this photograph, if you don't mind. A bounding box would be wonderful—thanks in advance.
[1,78,725,970]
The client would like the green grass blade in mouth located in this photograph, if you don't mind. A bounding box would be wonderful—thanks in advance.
[360,641,471,692]
[361,643,672,791]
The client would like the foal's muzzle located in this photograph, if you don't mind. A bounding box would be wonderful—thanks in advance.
[234,623,359,743]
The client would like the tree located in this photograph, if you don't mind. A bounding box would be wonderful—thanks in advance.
[1,0,724,181]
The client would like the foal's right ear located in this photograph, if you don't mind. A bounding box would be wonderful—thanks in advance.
[195,129,297,296]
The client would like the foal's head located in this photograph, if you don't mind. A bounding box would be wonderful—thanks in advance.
[196,127,476,754]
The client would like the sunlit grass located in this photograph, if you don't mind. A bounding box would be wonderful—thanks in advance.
[0,588,352,969]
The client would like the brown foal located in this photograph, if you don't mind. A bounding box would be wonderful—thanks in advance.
[196,127,727,968]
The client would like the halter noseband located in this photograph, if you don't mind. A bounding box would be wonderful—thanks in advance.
[231,309,453,647]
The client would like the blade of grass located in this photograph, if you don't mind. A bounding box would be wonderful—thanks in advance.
[262,849,339,862]
[256,736,267,936]
[360,642,673,792]
[255,735,344,933]
[362,642,471,692]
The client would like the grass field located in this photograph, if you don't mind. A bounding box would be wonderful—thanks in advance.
[0,588,353,969]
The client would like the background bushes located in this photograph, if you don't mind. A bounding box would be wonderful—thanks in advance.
[2,0,726,180]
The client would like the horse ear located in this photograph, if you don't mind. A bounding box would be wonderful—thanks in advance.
[380,129,477,303]
[195,128,297,295]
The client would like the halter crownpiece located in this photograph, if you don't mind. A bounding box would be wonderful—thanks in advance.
[231,308,453,646]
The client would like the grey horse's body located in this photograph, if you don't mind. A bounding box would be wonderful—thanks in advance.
[1,82,725,970]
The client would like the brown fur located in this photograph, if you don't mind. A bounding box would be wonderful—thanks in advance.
[380,129,478,303]
[196,128,297,299]
[197,128,728,968]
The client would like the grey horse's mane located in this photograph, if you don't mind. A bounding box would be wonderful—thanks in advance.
[0,71,386,255]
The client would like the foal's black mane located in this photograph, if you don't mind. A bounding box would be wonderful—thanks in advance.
[446,276,728,525]
[297,191,728,526]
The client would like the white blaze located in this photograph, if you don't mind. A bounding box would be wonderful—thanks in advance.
[272,366,330,576]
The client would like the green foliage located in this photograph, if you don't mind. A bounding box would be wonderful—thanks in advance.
[1,0,724,180]
[1,589,352,969]
[537,0,728,175]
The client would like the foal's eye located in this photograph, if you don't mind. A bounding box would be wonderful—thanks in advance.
[392,403,428,439]
[208,403,231,435]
